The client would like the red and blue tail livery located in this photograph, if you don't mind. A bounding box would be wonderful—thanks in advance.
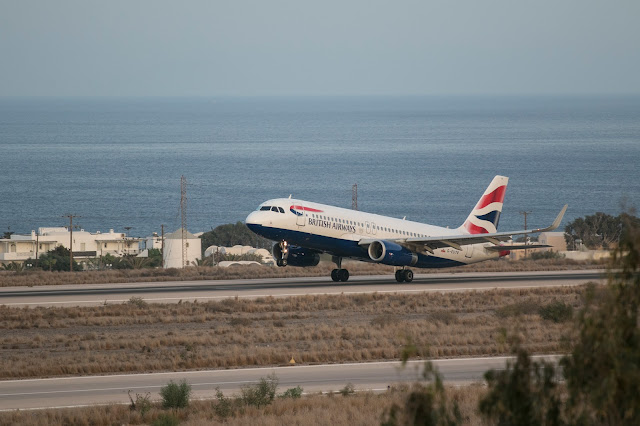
[461,175,508,234]
[246,175,567,283]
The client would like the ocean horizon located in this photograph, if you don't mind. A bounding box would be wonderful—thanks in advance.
[1,95,639,238]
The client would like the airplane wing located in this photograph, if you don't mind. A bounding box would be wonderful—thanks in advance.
[358,204,567,254]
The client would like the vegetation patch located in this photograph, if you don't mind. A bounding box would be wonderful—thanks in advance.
[539,300,574,323]
[0,286,584,379]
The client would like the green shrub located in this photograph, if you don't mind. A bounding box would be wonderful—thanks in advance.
[160,379,191,409]
[382,362,461,426]
[479,348,562,426]
[280,386,303,399]
[539,301,573,323]
[339,383,355,396]
[127,296,148,308]
[530,250,565,260]
[128,391,152,417]
[151,413,179,426]
[241,373,278,407]
[214,387,233,418]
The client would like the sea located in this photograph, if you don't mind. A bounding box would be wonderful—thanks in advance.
[1,96,639,238]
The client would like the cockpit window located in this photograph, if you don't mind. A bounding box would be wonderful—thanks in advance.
[260,206,271,211]
[271,206,279,212]
[278,207,285,213]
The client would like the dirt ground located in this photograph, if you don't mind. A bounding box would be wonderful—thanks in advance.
[0,285,586,379]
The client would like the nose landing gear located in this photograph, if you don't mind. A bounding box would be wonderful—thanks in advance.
[395,268,414,283]
[275,240,289,267]
[330,256,350,282]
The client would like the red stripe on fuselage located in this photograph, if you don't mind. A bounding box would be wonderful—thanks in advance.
[475,186,506,210]
[290,205,324,213]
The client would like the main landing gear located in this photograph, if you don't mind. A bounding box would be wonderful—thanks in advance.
[275,240,289,267]
[395,268,414,283]
[330,256,349,282]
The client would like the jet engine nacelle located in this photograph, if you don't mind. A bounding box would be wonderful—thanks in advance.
[368,240,418,267]
[273,243,320,267]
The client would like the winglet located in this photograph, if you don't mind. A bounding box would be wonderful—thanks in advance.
[535,204,568,232]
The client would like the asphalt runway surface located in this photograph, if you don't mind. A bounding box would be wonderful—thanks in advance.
[0,355,562,411]
[0,270,604,307]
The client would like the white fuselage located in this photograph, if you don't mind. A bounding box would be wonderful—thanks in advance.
[246,198,499,268]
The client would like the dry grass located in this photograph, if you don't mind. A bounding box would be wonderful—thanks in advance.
[0,385,487,426]
[0,258,603,287]
[0,286,587,379]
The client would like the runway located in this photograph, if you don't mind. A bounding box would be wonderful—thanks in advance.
[0,270,603,307]
[0,355,562,411]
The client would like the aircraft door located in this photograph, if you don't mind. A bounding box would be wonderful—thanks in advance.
[372,222,377,235]
[296,203,306,226]
[465,244,473,258]
[365,222,371,234]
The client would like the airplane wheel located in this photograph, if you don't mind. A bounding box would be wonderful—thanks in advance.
[395,270,405,283]
[276,259,287,267]
[331,269,340,282]
[403,269,414,283]
[338,269,349,282]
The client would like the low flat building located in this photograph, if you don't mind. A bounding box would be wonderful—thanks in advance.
[0,227,141,265]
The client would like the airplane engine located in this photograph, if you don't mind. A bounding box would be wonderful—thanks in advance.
[368,240,418,267]
[273,243,320,267]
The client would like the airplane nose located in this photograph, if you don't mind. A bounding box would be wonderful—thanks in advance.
[245,211,261,226]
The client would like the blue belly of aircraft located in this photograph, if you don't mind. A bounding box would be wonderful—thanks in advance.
[246,224,466,269]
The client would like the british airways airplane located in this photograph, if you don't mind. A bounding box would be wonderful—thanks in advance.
[245,176,567,283]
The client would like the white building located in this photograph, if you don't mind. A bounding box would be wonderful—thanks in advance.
[143,233,164,251]
[0,227,141,265]
[204,245,274,265]
[163,229,201,268]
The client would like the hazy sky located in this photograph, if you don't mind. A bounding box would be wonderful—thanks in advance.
[1,0,639,96]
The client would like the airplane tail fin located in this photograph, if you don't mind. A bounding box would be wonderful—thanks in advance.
[459,175,509,234]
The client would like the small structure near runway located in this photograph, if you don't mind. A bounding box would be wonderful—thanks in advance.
[163,228,201,268]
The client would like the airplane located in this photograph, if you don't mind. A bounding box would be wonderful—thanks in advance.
[245,175,568,283]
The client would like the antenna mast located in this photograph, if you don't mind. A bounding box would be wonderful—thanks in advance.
[180,175,187,268]
[352,183,358,210]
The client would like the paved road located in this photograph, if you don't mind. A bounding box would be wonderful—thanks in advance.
[0,270,603,307]
[0,356,562,411]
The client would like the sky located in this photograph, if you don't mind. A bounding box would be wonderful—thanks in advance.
[1,0,639,97]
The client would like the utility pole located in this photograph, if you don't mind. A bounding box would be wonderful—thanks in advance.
[519,210,532,259]
[161,224,165,268]
[63,214,81,272]
[180,175,187,268]
[35,231,39,268]
[123,227,132,256]
[352,183,358,210]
